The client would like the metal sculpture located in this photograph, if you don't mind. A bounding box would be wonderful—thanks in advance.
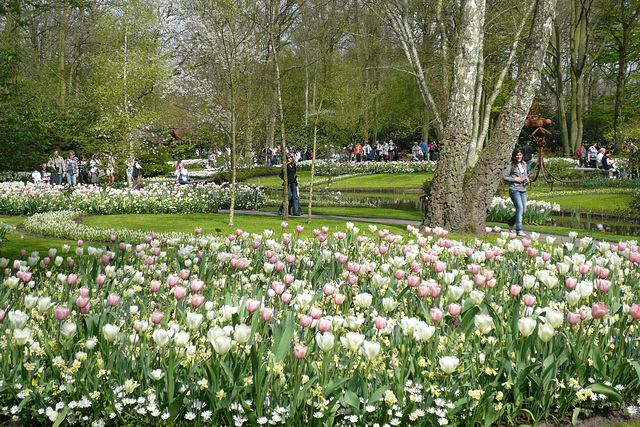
[524,106,579,191]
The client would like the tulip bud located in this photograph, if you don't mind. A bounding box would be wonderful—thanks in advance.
[334,293,346,305]
[174,286,187,300]
[261,307,274,322]
[448,303,462,317]
[245,298,260,313]
[151,310,164,324]
[374,316,387,330]
[107,293,120,307]
[293,344,307,360]
[55,305,69,321]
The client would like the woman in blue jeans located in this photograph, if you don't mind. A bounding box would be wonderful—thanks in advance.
[502,148,529,237]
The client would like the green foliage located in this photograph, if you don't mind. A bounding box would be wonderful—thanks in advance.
[209,166,280,184]
[136,144,174,178]
[631,188,640,214]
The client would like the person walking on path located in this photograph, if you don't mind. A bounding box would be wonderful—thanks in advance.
[502,148,529,237]
[578,142,588,167]
[104,154,115,183]
[47,150,64,185]
[89,153,101,185]
[588,141,598,168]
[278,154,303,217]
[65,151,78,185]
[355,142,363,162]
[521,141,534,170]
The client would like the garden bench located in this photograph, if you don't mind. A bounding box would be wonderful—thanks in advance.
[568,167,619,178]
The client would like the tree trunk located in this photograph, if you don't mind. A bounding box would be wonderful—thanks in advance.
[457,0,557,233]
[425,0,486,226]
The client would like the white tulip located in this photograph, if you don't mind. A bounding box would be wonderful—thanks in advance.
[60,321,77,339]
[474,314,493,334]
[545,309,563,329]
[174,331,190,348]
[150,369,165,381]
[186,312,204,330]
[538,323,555,343]
[340,331,365,352]
[316,332,335,353]
[517,317,537,337]
[102,324,120,342]
[413,322,436,342]
[400,317,419,336]
[8,310,29,329]
[354,293,372,309]
[448,285,464,301]
[362,340,381,361]
[234,324,252,344]
[439,356,460,374]
[13,327,32,346]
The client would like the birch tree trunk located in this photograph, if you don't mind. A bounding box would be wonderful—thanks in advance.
[425,0,485,226]
[458,0,557,233]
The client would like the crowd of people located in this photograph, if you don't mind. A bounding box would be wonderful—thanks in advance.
[577,141,619,176]
[32,151,142,186]
[341,140,438,162]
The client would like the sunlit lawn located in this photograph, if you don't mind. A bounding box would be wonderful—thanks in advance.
[0,216,77,260]
[245,172,430,189]
[82,213,411,239]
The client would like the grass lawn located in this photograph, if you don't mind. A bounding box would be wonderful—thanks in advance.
[259,205,424,221]
[245,172,430,190]
[82,213,412,239]
[537,194,633,214]
[1,216,78,260]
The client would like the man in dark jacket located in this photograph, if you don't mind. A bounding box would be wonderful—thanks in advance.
[278,155,303,216]
[522,141,534,170]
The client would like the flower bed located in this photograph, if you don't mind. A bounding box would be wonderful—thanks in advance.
[1,223,640,426]
[296,160,437,175]
[487,196,560,224]
[0,182,265,215]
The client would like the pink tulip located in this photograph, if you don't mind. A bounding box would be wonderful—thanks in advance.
[527,248,538,258]
[424,226,432,234]
[167,274,179,287]
[107,293,120,307]
[43,257,50,266]
[190,279,204,292]
[101,254,110,265]
[272,281,285,295]
[475,240,483,248]
[12,260,20,270]
[484,250,493,260]
[375,316,387,330]
[134,320,144,332]
[591,302,609,319]
[151,310,164,324]
[630,304,640,320]
[474,274,487,287]
[110,234,117,242]
[317,317,332,332]
[67,274,77,286]
[509,284,522,296]
[347,274,358,285]
[318,234,327,243]
[630,252,640,264]
[523,294,536,306]
[312,229,321,237]
[78,286,90,297]
[593,265,602,277]
[486,278,497,288]
[173,286,187,300]
[252,240,261,249]
[96,274,106,285]
[300,314,312,327]
[228,234,236,242]
[323,283,336,296]
[482,269,494,280]
[485,227,492,234]
[118,242,126,251]
[578,264,590,275]
[357,235,365,243]
[465,247,474,257]
[468,264,481,275]
[448,303,462,317]
[334,293,346,305]
[77,239,84,247]
[378,230,386,239]
[236,228,243,236]
[55,305,69,321]
[285,254,296,264]
[598,268,610,279]
[434,261,446,273]
[152,247,161,256]
[542,252,551,262]
[567,312,581,325]
[610,244,618,253]
[191,294,205,307]
[565,277,577,289]
[193,227,203,235]
[274,261,285,272]
[281,292,292,303]
[145,256,155,265]
[281,221,289,229]
[293,344,307,360]
[283,236,291,245]
[265,249,275,259]
[309,306,323,320]
[430,285,442,299]
[407,225,415,233]
[430,307,444,322]
[417,237,427,247]
[136,244,144,253]
[394,269,406,280]
[378,245,388,255]
[80,304,90,314]
[149,280,161,292]
[407,274,420,288]
[386,234,395,244]
[579,307,590,320]
[338,254,348,264]
[180,269,190,280]
[261,307,274,322]
[245,298,260,313]
[283,273,294,285]
[321,226,329,234]
[521,239,531,247]
[20,249,27,257]
[417,285,430,298]
[76,296,90,309]
[597,279,612,293]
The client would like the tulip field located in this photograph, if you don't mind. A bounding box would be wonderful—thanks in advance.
[1,219,640,427]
